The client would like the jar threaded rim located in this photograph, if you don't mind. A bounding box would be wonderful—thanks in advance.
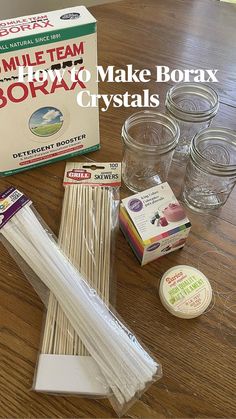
[122,110,180,154]
[190,127,236,176]
[165,83,219,123]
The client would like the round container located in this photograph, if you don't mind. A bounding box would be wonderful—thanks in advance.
[159,265,212,319]
[165,83,219,162]
[182,127,236,211]
[121,111,180,192]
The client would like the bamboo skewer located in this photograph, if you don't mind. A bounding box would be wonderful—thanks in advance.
[41,185,112,356]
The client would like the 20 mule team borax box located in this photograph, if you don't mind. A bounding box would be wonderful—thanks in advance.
[0,7,99,176]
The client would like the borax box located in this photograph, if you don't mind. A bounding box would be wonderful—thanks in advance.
[0,6,99,176]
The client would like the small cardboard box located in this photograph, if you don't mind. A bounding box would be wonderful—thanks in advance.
[0,6,99,176]
[120,183,191,265]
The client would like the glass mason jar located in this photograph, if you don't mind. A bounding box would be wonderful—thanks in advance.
[182,127,236,211]
[121,111,180,192]
[165,83,219,162]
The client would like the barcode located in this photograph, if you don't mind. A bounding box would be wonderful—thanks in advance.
[9,189,22,203]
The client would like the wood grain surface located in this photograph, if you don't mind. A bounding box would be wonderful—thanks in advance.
[1,0,236,417]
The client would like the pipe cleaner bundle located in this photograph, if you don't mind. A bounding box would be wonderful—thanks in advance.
[0,186,162,415]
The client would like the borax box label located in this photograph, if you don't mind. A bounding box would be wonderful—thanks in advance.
[0,6,99,176]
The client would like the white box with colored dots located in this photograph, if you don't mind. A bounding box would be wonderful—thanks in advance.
[120,183,192,265]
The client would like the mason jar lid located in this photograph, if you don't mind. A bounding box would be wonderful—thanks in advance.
[159,265,212,319]
[122,110,180,154]
[165,83,219,123]
[190,127,236,176]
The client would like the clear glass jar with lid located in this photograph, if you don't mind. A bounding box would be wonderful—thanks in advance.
[121,110,180,192]
[182,127,236,211]
[165,83,219,162]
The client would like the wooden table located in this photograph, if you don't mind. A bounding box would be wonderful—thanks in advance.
[1,0,236,417]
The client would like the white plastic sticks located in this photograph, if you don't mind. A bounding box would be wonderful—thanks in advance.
[42,185,111,356]
[1,204,159,409]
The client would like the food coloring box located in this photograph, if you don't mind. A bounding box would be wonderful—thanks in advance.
[120,183,191,265]
[0,6,99,176]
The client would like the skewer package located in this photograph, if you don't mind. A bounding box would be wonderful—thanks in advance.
[35,162,121,397]
[0,6,99,176]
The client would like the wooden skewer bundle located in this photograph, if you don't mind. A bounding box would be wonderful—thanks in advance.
[41,184,112,356]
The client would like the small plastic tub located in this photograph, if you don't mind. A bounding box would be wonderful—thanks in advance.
[159,265,212,319]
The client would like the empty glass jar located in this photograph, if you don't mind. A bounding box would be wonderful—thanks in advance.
[121,111,180,192]
[182,127,236,211]
[165,83,219,162]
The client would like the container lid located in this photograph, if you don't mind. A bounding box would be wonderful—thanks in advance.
[159,265,212,319]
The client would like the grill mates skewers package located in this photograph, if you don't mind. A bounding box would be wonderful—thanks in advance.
[0,6,99,176]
